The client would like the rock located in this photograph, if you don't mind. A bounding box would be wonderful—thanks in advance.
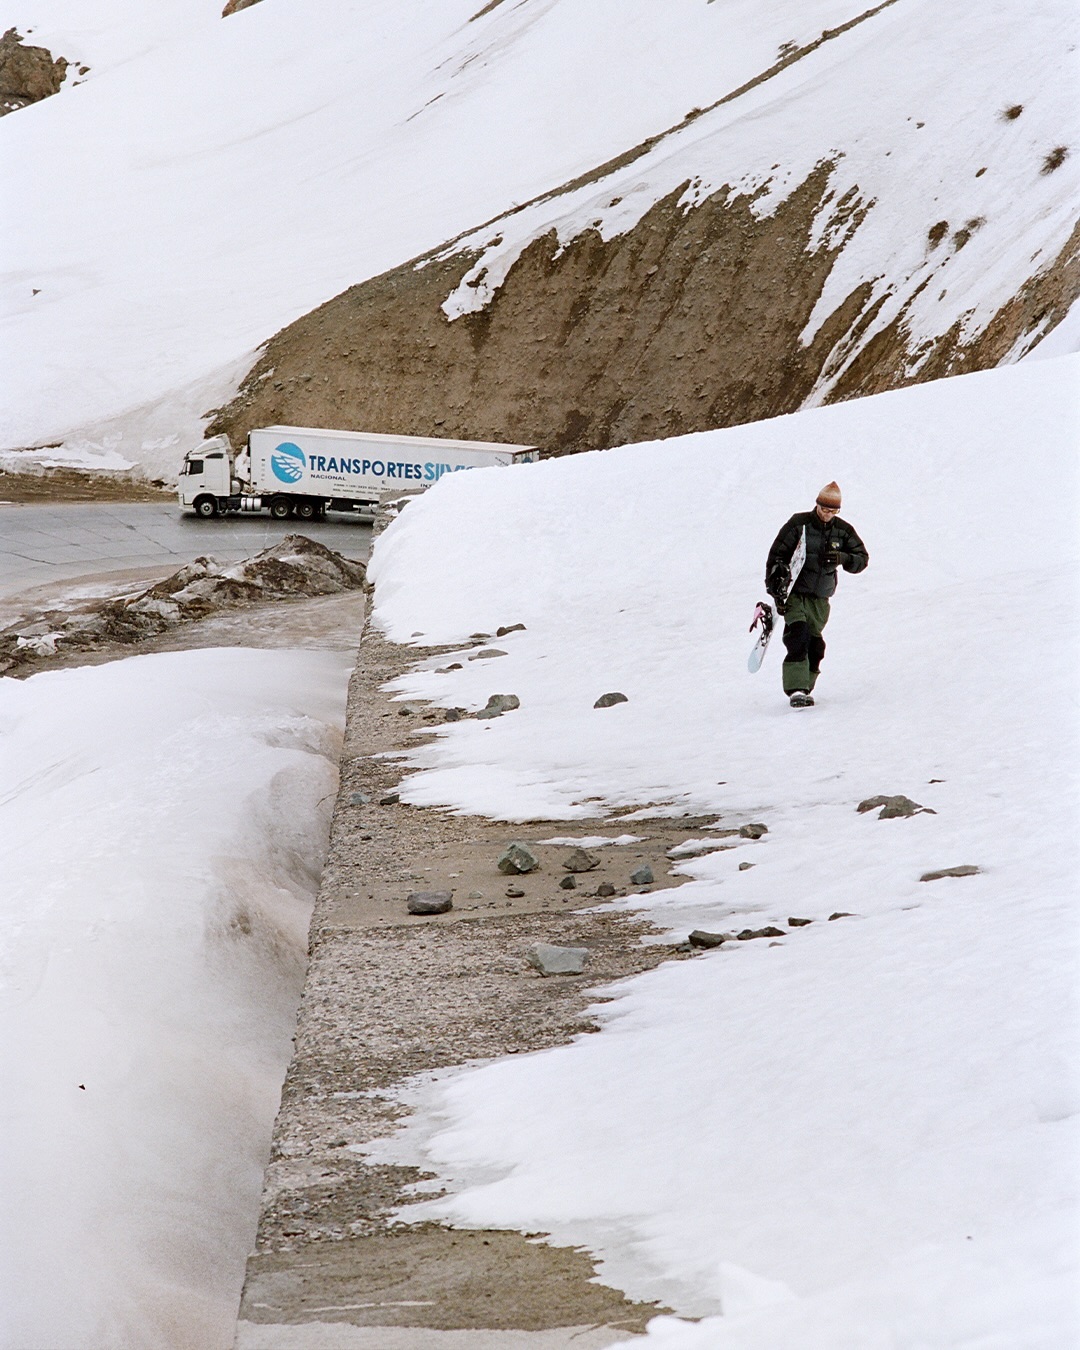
[379,793,400,806]
[406,891,453,915]
[559,875,577,890]
[469,648,507,661]
[497,842,539,875]
[347,791,370,806]
[629,864,654,886]
[222,0,263,15]
[443,707,467,722]
[397,703,420,716]
[470,632,493,641]
[526,943,590,976]
[505,885,525,898]
[436,664,463,674]
[0,28,68,109]
[562,847,600,873]
[688,929,731,948]
[738,862,755,871]
[595,882,617,898]
[496,623,527,637]
[467,891,483,900]
[737,926,786,940]
[919,865,981,882]
[857,794,936,819]
[475,693,521,719]
[787,916,813,927]
[594,692,628,708]
[828,911,855,921]
[739,823,768,839]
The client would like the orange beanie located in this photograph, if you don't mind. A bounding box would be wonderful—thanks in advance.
[816,481,842,508]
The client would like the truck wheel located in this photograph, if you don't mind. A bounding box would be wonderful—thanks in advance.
[269,498,291,520]
[294,500,317,521]
[194,495,218,519]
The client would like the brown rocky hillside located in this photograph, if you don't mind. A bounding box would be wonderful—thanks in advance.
[208,173,1078,459]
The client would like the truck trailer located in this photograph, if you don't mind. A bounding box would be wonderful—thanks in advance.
[178,425,538,520]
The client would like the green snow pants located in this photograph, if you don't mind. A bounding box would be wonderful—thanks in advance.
[781,594,831,694]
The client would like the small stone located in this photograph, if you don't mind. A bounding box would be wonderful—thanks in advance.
[736,926,786,940]
[630,864,654,886]
[498,842,540,874]
[505,885,525,898]
[475,693,521,719]
[436,664,463,674]
[739,823,768,839]
[470,632,493,641]
[857,794,935,819]
[526,942,589,976]
[919,865,981,882]
[688,929,730,948]
[674,941,694,953]
[397,704,420,716]
[467,891,483,900]
[496,623,527,637]
[407,891,453,915]
[347,791,370,805]
[562,847,600,873]
[469,648,507,661]
[595,882,617,898]
[594,691,628,708]
[828,911,855,921]
[787,916,813,927]
[559,875,577,890]
[379,794,400,806]
[443,707,468,722]
[738,862,754,871]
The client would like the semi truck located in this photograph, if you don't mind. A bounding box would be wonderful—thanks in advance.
[177,425,539,520]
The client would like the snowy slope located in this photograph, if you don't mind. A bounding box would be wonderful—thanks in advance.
[1,0,1076,475]
[359,355,1080,1343]
[0,647,351,1350]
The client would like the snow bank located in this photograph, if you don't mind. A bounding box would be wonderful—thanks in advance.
[0,647,351,1350]
[362,357,1080,1342]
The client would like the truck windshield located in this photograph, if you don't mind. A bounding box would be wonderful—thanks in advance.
[184,459,203,475]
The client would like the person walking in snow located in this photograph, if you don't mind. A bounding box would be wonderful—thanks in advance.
[765,481,868,707]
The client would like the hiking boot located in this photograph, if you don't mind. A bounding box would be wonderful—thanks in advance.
[789,690,815,708]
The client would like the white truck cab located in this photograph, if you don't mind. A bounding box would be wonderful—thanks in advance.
[178,436,241,517]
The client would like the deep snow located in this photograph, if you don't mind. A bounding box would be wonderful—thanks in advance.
[0,647,351,1350]
[359,356,1080,1344]
[1,0,1076,476]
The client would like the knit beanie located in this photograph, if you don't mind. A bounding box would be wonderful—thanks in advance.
[816,481,842,508]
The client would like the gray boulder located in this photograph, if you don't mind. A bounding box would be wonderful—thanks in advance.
[594,692,629,708]
[475,693,521,719]
[526,943,590,976]
[496,623,527,637]
[562,847,600,873]
[630,864,654,886]
[688,930,732,948]
[407,891,453,915]
[739,823,768,839]
[498,842,540,875]
[857,794,935,819]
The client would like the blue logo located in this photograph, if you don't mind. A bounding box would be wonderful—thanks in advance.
[271,441,305,483]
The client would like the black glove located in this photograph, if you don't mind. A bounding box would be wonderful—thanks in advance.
[770,594,786,617]
[826,549,850,568]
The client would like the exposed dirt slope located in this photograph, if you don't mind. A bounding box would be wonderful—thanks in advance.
[209,171,1078,457]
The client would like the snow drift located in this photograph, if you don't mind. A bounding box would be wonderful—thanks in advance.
[359,355,1080,1344]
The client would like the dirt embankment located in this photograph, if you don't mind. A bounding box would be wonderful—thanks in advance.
[208,168,1079,459]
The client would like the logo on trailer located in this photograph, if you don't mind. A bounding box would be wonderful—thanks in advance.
[271,441,306,483]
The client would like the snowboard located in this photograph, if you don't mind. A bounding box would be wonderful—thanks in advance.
[748,526,806,672]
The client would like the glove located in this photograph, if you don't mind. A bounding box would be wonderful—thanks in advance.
[826,549,851,567]
[770,594,786,617]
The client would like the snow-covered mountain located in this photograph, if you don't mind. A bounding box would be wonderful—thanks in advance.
[1,0,1077,478]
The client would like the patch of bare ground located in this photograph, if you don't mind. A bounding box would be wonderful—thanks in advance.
[0,466,171,503]
[236,617,770,1342]
[208,167,1079,459]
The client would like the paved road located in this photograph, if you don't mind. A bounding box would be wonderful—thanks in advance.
[0,501,372,606]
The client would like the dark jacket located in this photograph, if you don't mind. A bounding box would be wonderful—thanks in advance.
[766,510,868,601]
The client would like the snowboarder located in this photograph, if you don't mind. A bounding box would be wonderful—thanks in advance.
[765,481,868,707]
